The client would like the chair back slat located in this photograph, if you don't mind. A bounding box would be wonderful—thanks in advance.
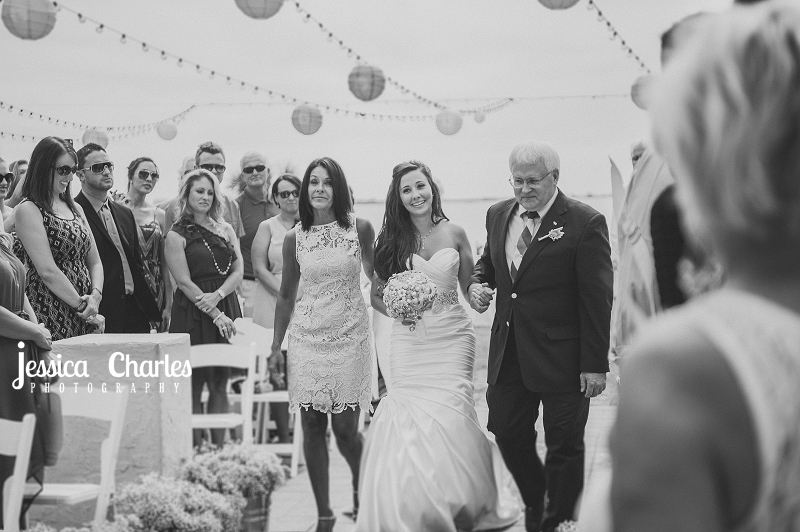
[1,414,36,532]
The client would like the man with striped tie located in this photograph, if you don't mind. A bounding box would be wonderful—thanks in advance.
[469,140,613,532]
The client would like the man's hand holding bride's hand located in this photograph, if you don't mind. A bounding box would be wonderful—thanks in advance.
[468,283,493,313]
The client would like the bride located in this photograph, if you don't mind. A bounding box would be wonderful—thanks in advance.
[358,161,521,531]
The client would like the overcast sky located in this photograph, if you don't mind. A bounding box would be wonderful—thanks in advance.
[1,0,733,201]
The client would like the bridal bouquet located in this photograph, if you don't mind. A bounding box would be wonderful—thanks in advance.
[383,270,438,331]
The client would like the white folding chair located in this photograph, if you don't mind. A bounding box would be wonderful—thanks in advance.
[232,317,303,477]
[1,414,36,532]
[191,342,256,445]
[24,386,129,527]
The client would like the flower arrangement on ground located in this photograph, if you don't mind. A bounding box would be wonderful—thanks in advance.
[382,270,438,331]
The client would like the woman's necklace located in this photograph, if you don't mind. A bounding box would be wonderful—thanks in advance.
[418,221,437,251]
[199,230,233,275]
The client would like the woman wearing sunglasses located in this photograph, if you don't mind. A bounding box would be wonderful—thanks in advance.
[0,159,11,223]
[14,136,104,339]
[250,173,301,444]
[120,157,172,332]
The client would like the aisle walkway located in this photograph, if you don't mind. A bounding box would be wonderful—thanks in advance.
[269,320,618,532]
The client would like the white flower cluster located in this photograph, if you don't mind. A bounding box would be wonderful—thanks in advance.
[383,270,438,328]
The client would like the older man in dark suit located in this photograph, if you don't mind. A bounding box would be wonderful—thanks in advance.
[470,140,613,532]
[75,143,160,333]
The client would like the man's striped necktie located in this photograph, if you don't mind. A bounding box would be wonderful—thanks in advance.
[510,211,538,282]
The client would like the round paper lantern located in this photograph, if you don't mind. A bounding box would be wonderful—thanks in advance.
[2,0,57,40]
[538,0,581,9]
[436,110,463,136]
[82,129,109,148]
[235,0,284,19]
[474,112,486,124]
[631,75,654,110]
[348,65,386,102]
[157,121,178,140]
[291,105,323,135]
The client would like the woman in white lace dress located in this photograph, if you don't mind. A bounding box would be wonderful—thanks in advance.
[604,4,800,530]
[269,157,374,532]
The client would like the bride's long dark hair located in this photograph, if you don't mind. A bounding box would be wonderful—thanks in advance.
[374,161,447,280]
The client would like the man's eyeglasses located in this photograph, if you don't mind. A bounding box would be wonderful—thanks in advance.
[83,161,114,174]
[277,190,300,199]
[1,173,14,184]
[509,170,554,189]
[242,165,266,174]
[137,170,160,181]
[54,165,78,177]
[200,163,226,173]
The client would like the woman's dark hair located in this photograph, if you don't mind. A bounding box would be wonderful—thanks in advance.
[126,156,158,191]
[271,173,301,206]
[374,160,447,279]
[22,137,79,215]
[177,169,223,224]
[299,157,353,231]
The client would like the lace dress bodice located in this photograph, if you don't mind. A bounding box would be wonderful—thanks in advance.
[287,216,372,414]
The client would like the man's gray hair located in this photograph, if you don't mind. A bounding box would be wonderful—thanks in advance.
[509,141,560,172]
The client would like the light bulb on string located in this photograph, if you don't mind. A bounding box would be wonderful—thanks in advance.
[161,51,168,60]
[177,58,183,67]
[96,24,103,33]
[78,13,86,23]
[120,34,126,44]
[142,43,149,52]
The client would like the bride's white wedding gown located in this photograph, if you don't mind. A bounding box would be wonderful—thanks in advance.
[356,248,521,532]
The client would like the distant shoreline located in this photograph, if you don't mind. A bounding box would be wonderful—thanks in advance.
[355,192,612,205]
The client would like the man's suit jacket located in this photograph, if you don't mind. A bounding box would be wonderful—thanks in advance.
[472,190,613,392]
[75,191,161,332]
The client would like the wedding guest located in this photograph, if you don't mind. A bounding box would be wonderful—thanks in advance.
[610,3,800,529]
[3,160,29,232]
[268,157,374,532]
[251,172,301,443]
[166,169,243,446]
[232,151,279,317]
[470,140,613,532]
[75,143,161,333]
[160,155,197,236]
[15,137,103,339]
[123,157,172,331]
[0,229,53,529]
[195,141,244,238]
[0,159,11,223]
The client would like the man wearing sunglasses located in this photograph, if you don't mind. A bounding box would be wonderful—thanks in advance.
[194,141,244,238]
[234,151,279,317]
[74,143,161,333]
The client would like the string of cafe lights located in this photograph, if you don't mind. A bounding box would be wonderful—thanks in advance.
[288,0,445,110]
[0,101,196,135]
[50,1,498,121]
[586,0,653,74]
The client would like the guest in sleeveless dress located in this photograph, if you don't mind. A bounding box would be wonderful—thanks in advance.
[14,137,103,340]
[251,173,301,443]
[269,158,375,532]
[118,157,172,331]
[359,161,521,531]
[166,169,243,447]
[600,4,800,530]
[0,230,54,528]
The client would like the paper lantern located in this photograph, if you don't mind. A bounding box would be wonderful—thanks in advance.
[82,129,109,148]
[235,0,284,19]
[291,105,323,135]
[2,0,57,40]
[157,121,178,140]
[474,112,486,124]
[348,65,386,102]
[436,110,463,136]
[631,75,654,110]
[538,0,581,9]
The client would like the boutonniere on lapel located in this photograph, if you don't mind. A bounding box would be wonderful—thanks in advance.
[538,226,565,242]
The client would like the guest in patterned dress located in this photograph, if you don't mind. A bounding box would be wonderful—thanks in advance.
[606,4,800,530]
[120,157,172,331]
[14,137,103,340]
[269,157,375,532]
[165,169,243,447]
[251,172,301,444]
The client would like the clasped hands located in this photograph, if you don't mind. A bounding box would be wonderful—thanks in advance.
[468,282,494,313]
[195,291,223,314]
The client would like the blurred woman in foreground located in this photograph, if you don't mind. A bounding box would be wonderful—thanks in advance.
[609,3,800,530]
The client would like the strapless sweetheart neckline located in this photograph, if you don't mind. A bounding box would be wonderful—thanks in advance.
[413,247,458,262]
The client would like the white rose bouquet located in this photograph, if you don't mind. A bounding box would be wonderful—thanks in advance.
[383,270,438,332]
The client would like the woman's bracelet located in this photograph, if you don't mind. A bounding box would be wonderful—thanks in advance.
[212,312,227,325]
[91,287,102,297]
